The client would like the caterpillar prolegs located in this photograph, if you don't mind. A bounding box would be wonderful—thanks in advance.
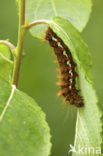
[45,27,84,107]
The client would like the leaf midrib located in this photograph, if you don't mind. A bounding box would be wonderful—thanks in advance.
[0,85,16,122]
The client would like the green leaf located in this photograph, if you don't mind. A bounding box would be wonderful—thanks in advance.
[0,44,13,83]
[0,77,51,156]
[47,17,102,155]
[17,0,92,38]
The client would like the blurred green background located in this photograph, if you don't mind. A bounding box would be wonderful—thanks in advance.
[0,1,103,156]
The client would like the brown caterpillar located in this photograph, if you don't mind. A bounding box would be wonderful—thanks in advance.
[45,27,84,107]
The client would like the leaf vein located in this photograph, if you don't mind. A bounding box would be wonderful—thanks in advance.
[34,0,43,19]
[51,0,57,16]
[0,85,16,122]
[0,52,13,64]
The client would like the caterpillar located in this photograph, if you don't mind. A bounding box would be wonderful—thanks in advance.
[45,27,84,107]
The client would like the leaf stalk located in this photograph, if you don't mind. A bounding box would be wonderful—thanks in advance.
[25,20,51,29]
[0,40,15,52]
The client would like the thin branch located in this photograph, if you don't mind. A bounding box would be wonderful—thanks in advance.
[12,0,26,87]
[0,40,15,52]
[21,0,25,25]
[25,20,52,30]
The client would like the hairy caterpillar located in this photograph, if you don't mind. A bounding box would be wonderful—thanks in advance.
[45,27,84,107]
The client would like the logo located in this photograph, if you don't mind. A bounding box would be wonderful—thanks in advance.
[68,144,101,155]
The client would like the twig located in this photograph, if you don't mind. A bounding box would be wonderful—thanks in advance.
[12,0,26,87]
